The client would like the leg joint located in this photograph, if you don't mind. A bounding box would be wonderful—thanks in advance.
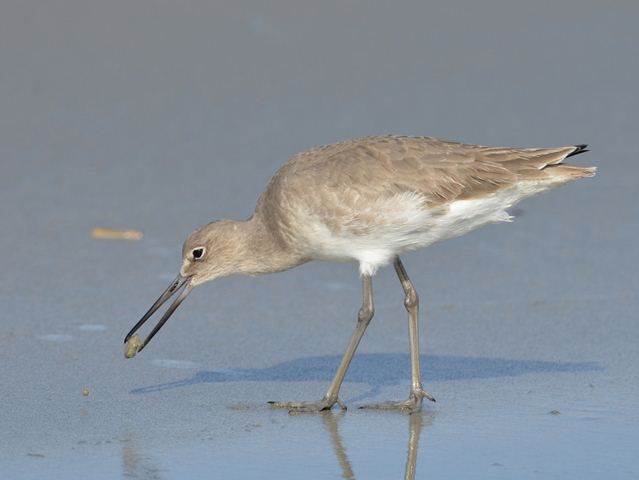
[357,305,374,324]
[404,287,419,310]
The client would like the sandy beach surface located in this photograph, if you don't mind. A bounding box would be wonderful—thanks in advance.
[1,1,638,478]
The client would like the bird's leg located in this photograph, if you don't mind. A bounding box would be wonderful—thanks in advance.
[360,257,435,413]
[269,274,374,413]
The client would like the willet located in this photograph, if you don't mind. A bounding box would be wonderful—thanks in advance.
[124,135,595,413]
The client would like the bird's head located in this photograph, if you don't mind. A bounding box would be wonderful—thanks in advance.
[123,220,246,355]
[179,220,246,286]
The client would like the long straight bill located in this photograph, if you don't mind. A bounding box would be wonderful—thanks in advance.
[123,274,193,353]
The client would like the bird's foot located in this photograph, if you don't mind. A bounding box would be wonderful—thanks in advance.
[359,387,435,414]
[268,396,346,413]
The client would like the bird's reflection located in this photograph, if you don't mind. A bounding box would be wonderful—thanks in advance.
[404,413,423,480]
[121,433,166,480]
[119,409,429,479]
[321,412,355,480]
[320,411,430,480]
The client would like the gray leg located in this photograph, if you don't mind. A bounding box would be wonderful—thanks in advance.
[360,257,435,413]
[269,274,374,412]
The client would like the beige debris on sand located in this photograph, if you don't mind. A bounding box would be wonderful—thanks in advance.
[82,388,90,397]
[91,227,143,240]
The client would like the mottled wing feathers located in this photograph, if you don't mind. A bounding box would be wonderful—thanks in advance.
[277,136,589,208]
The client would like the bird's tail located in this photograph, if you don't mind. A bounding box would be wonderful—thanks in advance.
[543,163,597,180]
[535,144,596,183]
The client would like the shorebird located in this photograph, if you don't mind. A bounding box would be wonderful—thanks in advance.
[124,135,595,413]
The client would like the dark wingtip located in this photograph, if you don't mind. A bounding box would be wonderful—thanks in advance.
[567,144,589,157]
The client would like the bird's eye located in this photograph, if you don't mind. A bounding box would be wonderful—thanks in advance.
[192,247,205,260]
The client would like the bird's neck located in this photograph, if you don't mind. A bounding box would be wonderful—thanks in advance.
[232,215,304,276]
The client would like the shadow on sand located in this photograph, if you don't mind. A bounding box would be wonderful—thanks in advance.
[131,353,599,399]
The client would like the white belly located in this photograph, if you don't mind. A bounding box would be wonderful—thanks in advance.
[301,181,551,276]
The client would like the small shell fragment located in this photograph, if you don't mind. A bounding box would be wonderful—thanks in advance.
[124,334,142,359]
[82,388,90,397]
[92,227,143,240]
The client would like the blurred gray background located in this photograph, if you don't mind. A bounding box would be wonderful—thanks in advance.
[1,1,637,479]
